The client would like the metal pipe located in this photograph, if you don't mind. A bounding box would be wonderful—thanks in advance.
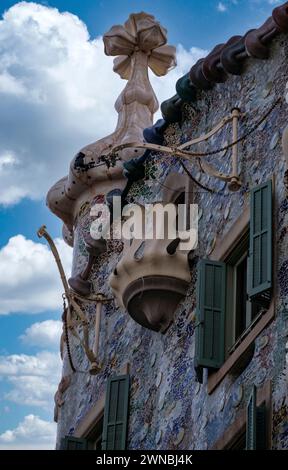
[228,108,242,191]
[93,301,102,358]
[89,301,102,375]
[231,108,240,177]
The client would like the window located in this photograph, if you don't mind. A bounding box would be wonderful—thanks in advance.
[60,436,88,450]
[60,417,103,450]
[102,374,130,450]
[213,381,271,450]
[86,415,104,450]
[60,374,130,451]
[194,180,273,382]
[225,231,262,355]
[246,385,267,450]
[161,171,193,233]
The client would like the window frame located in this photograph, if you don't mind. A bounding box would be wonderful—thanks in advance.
[225,231,251,352]
[212,380,272,450]
[74,393,105,443]
[73,363,130,445]
[86,414,104,450]
[225,230,264,355]
[207,205,275,394]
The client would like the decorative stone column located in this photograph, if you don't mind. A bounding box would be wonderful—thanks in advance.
[46,13,177,382]
[47,12,176,236]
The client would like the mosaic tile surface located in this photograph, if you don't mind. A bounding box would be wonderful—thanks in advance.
[56,36,288,450]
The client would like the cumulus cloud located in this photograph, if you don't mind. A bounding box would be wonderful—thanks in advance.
[0,338,61,449]
[0,234,72,315]
[0,350,61,408]
[217,2,227,12]
[20,319,62,348]
[0,1,206,205]
[0,350,59,376]
[5,374,57,408]
[0,414,56,450]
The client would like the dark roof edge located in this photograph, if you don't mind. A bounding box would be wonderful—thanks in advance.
[161,1,288,123]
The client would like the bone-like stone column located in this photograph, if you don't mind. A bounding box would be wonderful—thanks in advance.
[78,12,176,161]
[46,12,176,233]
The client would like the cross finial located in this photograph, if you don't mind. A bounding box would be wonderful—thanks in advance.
[103,12,176,79]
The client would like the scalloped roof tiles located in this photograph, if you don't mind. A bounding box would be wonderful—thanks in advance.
[162,1,288,120]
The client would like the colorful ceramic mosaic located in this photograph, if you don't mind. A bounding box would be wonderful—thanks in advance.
[55,35,288,450]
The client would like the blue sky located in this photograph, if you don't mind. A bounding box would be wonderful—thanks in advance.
[0,0,280,51]
[0,0,282,450]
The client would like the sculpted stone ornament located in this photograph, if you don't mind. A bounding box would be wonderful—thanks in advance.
[109,173,193,333]
[104,13,176,79]
[68,234,107,296]
[46,12,176,236]
[54,375,71,422]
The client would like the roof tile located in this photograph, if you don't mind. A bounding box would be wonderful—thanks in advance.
[162,1,288,122]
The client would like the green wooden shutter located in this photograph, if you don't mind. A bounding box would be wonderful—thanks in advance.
[246,385,257,450]
[60,436,88,450]
[195,259,226,373]
[248,180,273,305]
[102,374,130,450]
[246,385,267,450]
[255,405,267,450]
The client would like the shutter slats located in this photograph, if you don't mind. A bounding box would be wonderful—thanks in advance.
[246,385,257,450]
[102,374,130,450]
[195,260,226,373]
[246,386,267,450]
[256,405,266,450]
[248,180,273,304]
[60,436,88,450]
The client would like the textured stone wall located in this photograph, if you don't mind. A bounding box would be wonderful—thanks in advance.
[56,35,288,450]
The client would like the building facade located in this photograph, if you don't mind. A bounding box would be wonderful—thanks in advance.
[46,6,288,450]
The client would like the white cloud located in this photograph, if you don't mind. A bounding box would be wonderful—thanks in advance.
[0,350,61,408]
[0,414,56,450]
[0,1,206,205]
[0,342,61,449]
[0,151,18,170]
[217,2,227,12]
[20,319,62,348]
[0,350,59,376]
[0,71,26,95]
[0,234,72,315]
[249,0,279,5]
[5,375,57,408]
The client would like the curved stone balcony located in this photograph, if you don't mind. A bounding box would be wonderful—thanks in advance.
[109,201,194,333]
